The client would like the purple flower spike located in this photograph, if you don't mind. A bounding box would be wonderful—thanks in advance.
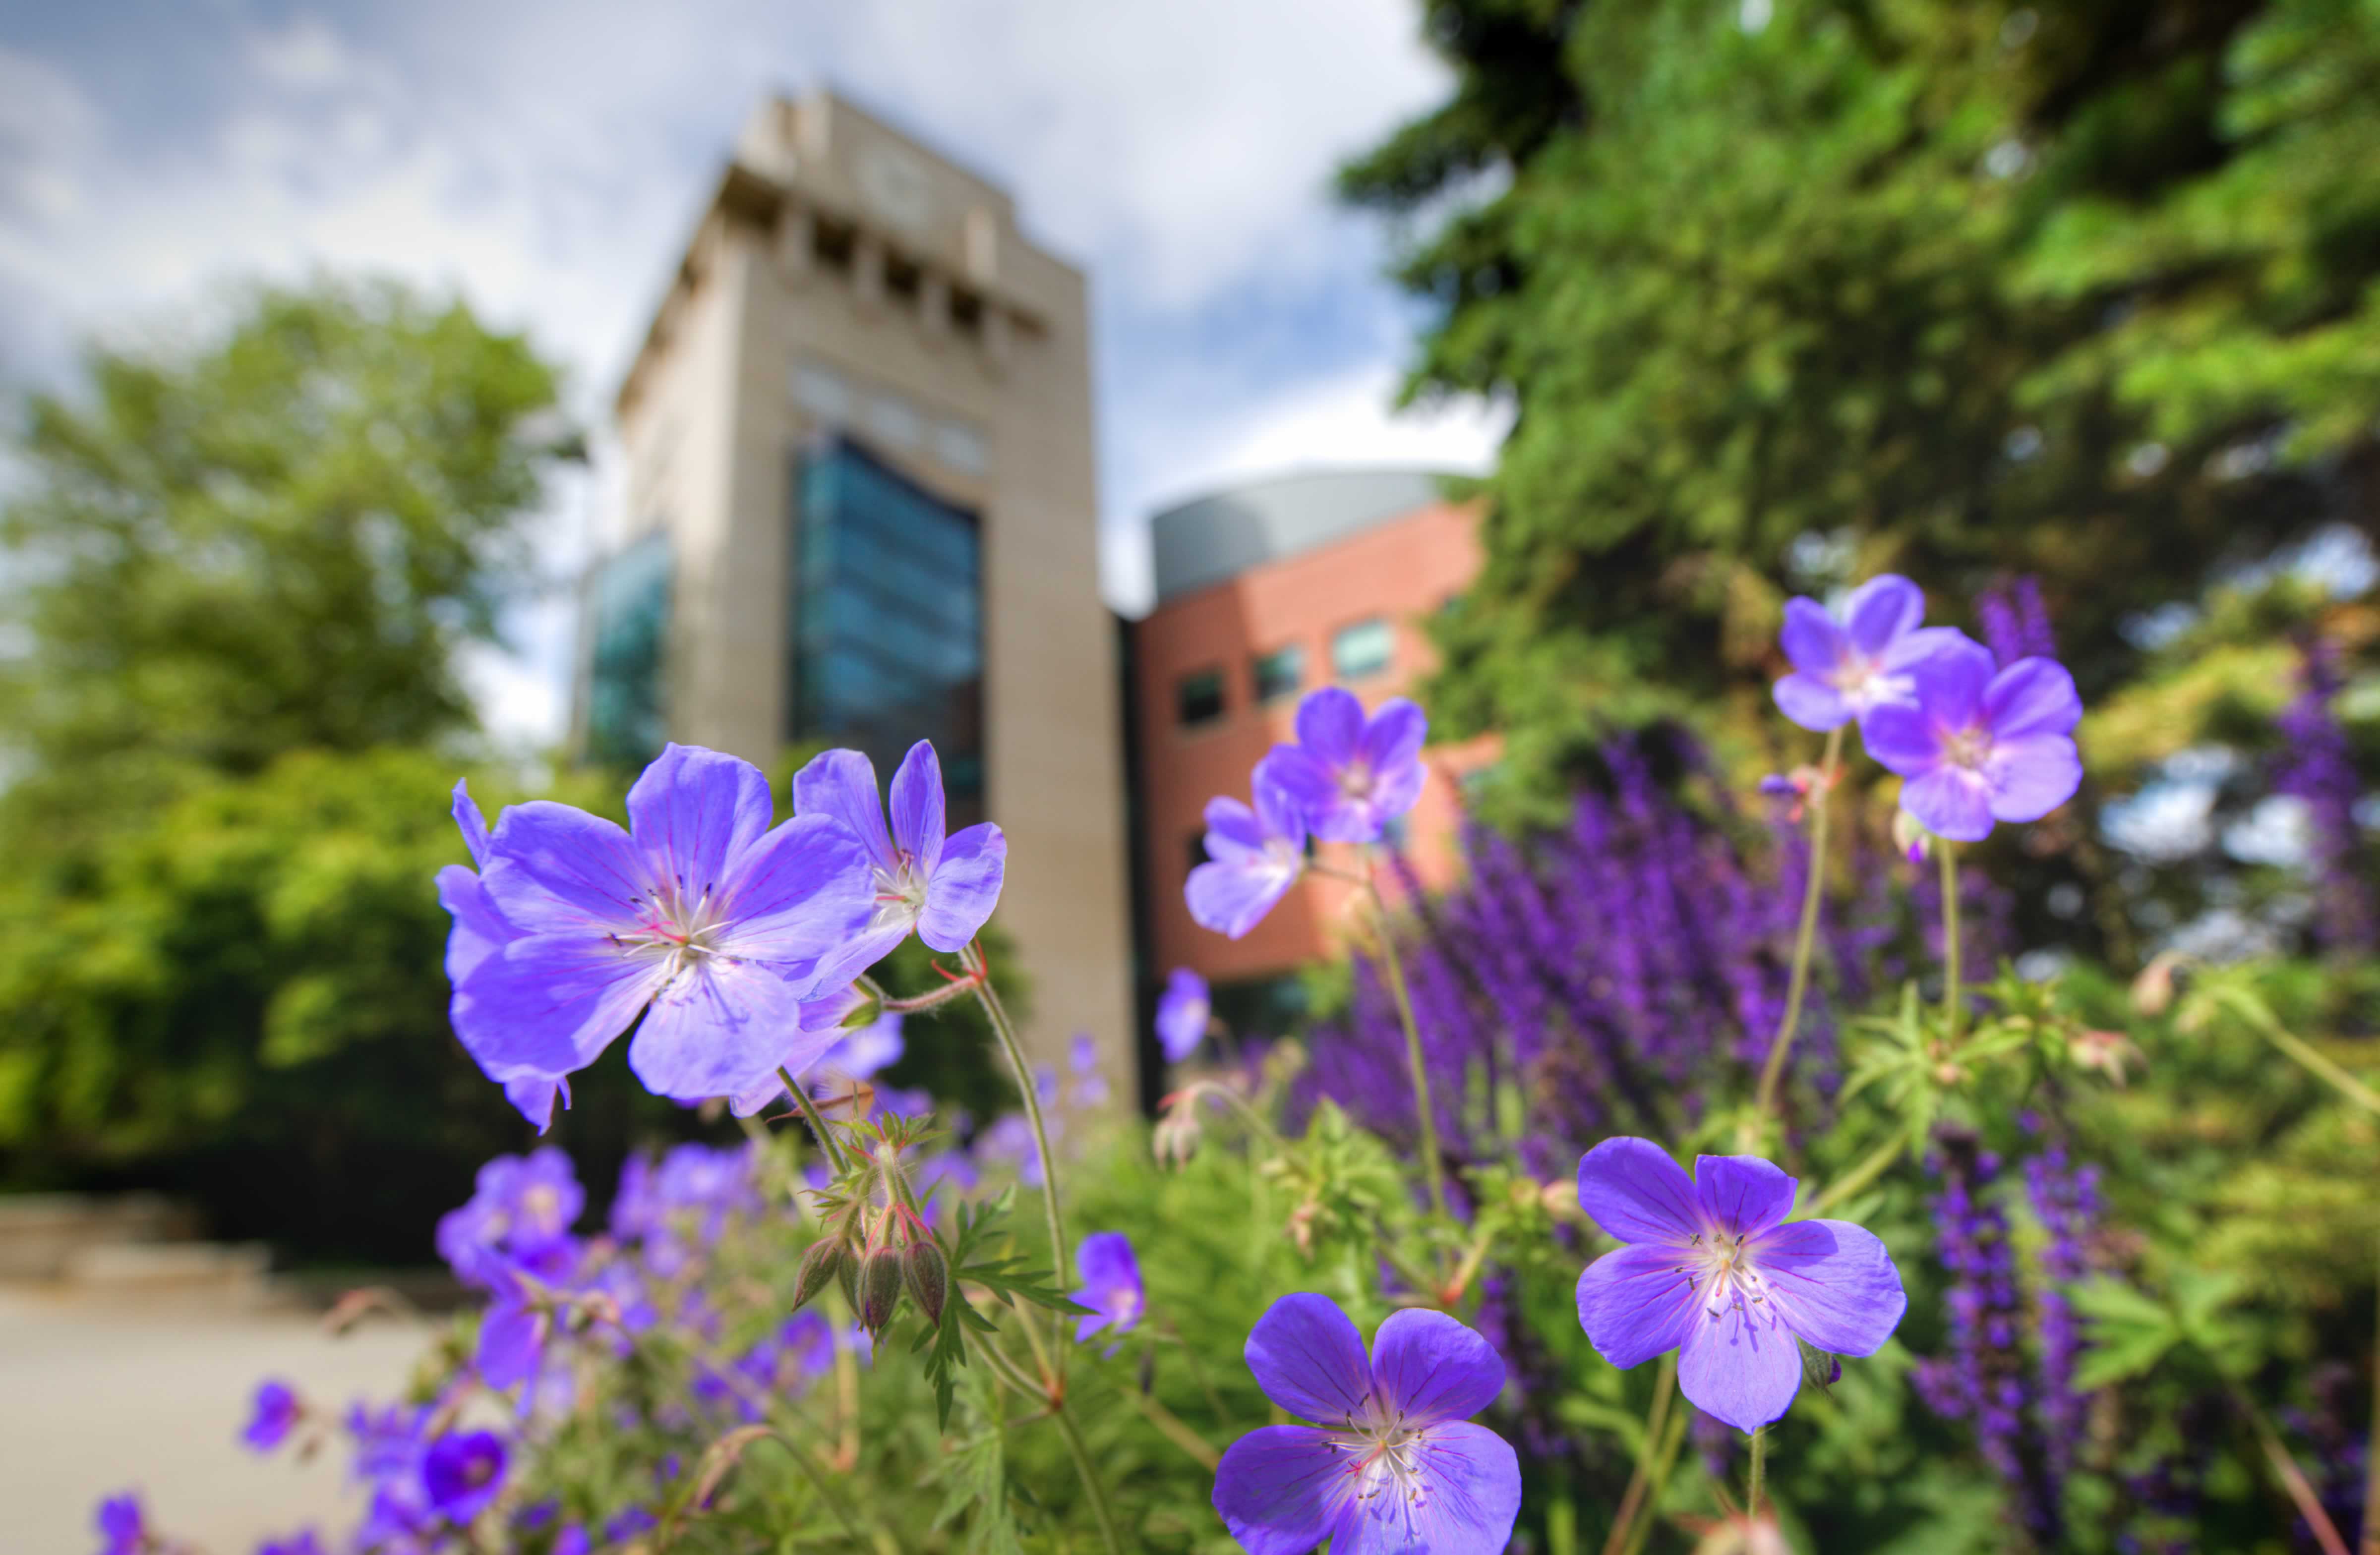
[1258,687,1428,843]
[1156,967,1211,1063]
[1071,1232,1147,1348]
[241,1379,300,1452]
[795,741,1009,982]
[96,1493,145,1555]
[449,744,878,1106]
[1773,575,1962,732]
[421,1430,508,1523]
[1861,634,2083,842]
[1186,784,1307,939]
[1574,1139,1906,1433]
[1212,1293,1520,1555]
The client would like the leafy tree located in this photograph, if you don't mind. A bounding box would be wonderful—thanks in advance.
[1346,0,2380,813]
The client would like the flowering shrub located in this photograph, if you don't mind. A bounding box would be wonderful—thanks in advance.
[91,579,2380,1555]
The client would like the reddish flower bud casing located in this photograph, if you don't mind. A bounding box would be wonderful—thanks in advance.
[859,1245,904,1333]
[904,1236,950,1328]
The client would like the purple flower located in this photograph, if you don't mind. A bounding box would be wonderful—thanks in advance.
[1211,1294,1520,1555]
[794,741,1008,983]
[1186,783,1306,939]
[1070,1232,1146,1346]
[95,1493,145,1555]
[1257,687,1428,843]
[1156,967,1211,1063]
[447,744,878,1104]
[241,1379,300,1452]
[724,982,892,1118]
[475,1262,552,1390]
[1772,575,1962,732]
[255,1532,324,1555]
[434,1148,584,1288]
[604,1507,658,1543]
[1862,634,2083,842]
[1573,1138,1907,1433]
[437,782,573,1131]
[553,1526,591,1555]
[421,1430,508,1523]
[1069,1033,1110,1107]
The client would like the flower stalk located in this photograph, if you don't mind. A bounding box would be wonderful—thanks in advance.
[1366,873,1449,1227]
[961,941,1071,1361]
[1940,841,1963,1043]
[1756,723,1844,1117]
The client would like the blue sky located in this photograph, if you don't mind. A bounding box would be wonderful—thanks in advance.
[0,0,1508,744]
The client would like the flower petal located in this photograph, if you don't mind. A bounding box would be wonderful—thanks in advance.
[1985,733,2082,823]
[1294,687,1364,765]
[792,749,895,872]
[1257,746,1342,836]
[1187,854,1298,939]
[888,741,948,879]
[711,814,876,983]
[1677,1301,1802,1433]
[478,804,646,938]
[455,932,660,1075]
[1201,794,1268,858]
[1694,1155,1799,1239]
[1841,575,1924,658]
[1076,1231,1140,1296]
[1906,631,1996,724]
[1778,597,1846,678]
[1211,1425,1350,1555]
[1244,1293,1374,1426]
[503,1074,570,1134]
[1575,1137,1701,1245]
[626,744,774,904]
[452,781,493,867]
[476,1301,546,1390]
[1773,672,1851,732]
[1368,757,1428,826]
[1369,1308,1504,1426]
[1577,1243,1700,1369]
[1330,1420,1520,1555]
[626,957,809,1102]
[1753,1219,1908,1358]
[1856,703,1940,775]
[1155,968,1210,1063]
[1357,698,1428,772]
[1984,657,2082,741]
[1253,776,1309,849]
[1903,767,1995,842]
[438,865,511,986]
[919,823,1005,952]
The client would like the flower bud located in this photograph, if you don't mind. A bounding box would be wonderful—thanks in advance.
[835,1247,861,1314]
[859,1245,904,1333]
[1892,809,1932,864]
[904,1236,950,1328]
[839,990,885,1029]
[2130,950,2185,1017]
[790,1238,844,1313]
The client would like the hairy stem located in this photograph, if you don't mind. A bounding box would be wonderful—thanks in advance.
[1940,841,1963,1043]
[1806,1132,1907,1216]
[1756,724,1844,1117]
[1615,1379,1694,1555]
[1599,1354,1678,1555]
[2213,988,2380,1119]
[1049,1394,1128,1555]
[1747,1424,1767,1521]
[780,1068,851,1177]
[1125,1387,1221,1469]
[1366,874,1448,1226]
[963,941,1071,1358]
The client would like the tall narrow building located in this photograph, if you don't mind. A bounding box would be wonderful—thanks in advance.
[580,90,1131,1078]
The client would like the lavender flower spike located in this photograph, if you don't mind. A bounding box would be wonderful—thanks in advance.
[1186,783,1307,939]
[1070,1231,1146,1348]
[448,744,876,1105]
[1773,574,1961,732]
[1258,687,1428,843]
[1212,1293,1520,1555]
[795,740,1008,983]
[1861,634,2083,842]
[1575,1138,1907,1433]
[1156,967,1212,1062]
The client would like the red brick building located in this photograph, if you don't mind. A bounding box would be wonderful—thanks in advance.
[1127,470,1497,1018]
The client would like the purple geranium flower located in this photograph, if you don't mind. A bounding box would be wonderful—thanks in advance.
[421,1430,508,1523]
[1860,634,2083,842]
[1186,784,1307,940]
[438,782,573,1131]
[1156,967,1211,1063]
[1212,1293,1520,1555]
[724,981,895,1117]
[448,745,879,1105]
[1070,1232,1146,1348]
[1257,688,1428,844]
[435,1148,584,1288]
[95,1493,145,1555]
[476,1260,555,1391]
[794,741,1008,982]
[241,1379,300,1452]
[1573,1139,1907,1433]
[1772,574,1963,732]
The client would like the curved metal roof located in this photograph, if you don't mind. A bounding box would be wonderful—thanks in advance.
[1147,468,1452,604]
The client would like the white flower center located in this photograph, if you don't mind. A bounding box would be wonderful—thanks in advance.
[615,880,732,983]
[1338,760,1375,800]
[1329,1398,1434,1525]
[1942,725,1993,772]
[869,854,928,933]
[1687,1228,1778,1323]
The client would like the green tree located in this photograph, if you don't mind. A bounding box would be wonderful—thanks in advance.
[1346,0,2380,808]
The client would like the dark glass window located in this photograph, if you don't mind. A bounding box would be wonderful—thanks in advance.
[1331,616,1394,680]
[789,438,985,823]
[1251,643,1304,704]
[585,531,672,767]
[1186,830,1210,875]
[1177,667,1225,727]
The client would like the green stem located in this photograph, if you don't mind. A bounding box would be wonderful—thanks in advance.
[1615,1380,1694,1555]
[1940,840,1962,1043]
[1049,1394,1128,1555]
[1367,875,1448,1226]
[2364,1237,2380,1555]
[1599,1354,1678,1555]
[1806,1132,1907,1216]
[2230,1381,2352,1555]
[1756,725,1844,1117]
[1747,1425,1767,1521]
[963,943,1070,1359]
[781,1068,851,1176]
[2214,989,2380,1119]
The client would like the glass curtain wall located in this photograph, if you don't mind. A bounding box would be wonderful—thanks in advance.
[584,531,673,767]
[789,437,985,824]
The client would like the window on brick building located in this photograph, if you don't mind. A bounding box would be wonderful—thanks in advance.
[1251,643,1304,704]
[1176,667,1225,727]
[1331,616,1394,680]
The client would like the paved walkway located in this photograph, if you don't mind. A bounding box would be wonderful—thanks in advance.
[0,1284,429,1555]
